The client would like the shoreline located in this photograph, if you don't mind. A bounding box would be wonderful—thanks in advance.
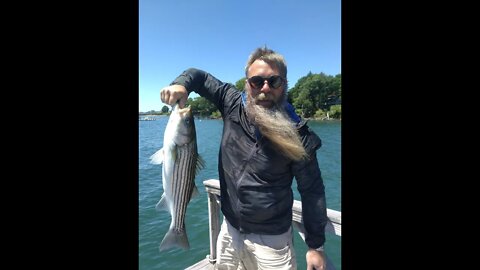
[139,114,341,121]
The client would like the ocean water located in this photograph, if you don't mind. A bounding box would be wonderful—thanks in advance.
[139,116,341,269]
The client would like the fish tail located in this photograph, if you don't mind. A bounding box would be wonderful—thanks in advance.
[159,227,189,251]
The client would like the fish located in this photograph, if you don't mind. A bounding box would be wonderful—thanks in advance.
[150,104,205,252]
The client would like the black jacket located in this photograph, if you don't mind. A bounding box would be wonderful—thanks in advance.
[171,68,328,249]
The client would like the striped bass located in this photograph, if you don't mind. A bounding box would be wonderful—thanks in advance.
[150,104,204,251]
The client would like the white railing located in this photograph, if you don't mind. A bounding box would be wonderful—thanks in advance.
[201,179,341,270]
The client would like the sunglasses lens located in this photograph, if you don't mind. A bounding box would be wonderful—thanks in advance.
[249,76,264,88]
[269,76,283,88]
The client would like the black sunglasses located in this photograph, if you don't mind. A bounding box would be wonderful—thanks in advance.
[247,75,285,89]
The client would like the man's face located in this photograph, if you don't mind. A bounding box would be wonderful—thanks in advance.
[245,60,286,108]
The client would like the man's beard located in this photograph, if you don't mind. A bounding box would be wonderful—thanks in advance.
[246,93,308,161]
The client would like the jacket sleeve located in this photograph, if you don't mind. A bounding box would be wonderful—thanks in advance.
[292,125,328,249]
[170,68,239,115]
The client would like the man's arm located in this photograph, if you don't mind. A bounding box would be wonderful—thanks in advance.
[293,125,328,269]
[293,126,328,249]
[163,68,239,114]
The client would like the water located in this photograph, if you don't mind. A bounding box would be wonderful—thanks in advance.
[139,117,341,269]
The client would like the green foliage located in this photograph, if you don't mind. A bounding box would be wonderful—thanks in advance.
[329,105,342,119]
[210,110,221,119]
[288,72,341,119]
[293,88,315,118]
[314,109,327,119]
[235,77,246,91]
[140,110,163,115]
[161,105,169,113]
[186,97,217,117]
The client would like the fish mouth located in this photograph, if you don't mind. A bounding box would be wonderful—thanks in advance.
[178,106,191,113]
[176,106,192,118]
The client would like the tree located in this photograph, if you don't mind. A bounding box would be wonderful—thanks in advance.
[235,77,246,91]
[161,105,169,114]
[288,72,341,118]
[186,96,217,117]
[293,88,315,118]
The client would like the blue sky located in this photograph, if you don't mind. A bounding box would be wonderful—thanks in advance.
[139,0,341,112]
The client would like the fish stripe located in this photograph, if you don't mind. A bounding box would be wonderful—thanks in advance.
[184,149,195,226]
[170,142,197,232]
[173,149,184,229]
[177,147,188,228]
[174,149,186,228]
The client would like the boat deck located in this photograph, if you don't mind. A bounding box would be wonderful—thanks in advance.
[185,258,214,270]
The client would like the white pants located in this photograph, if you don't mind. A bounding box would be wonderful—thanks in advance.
[215,218,297,270]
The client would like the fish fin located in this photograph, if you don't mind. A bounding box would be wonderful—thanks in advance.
[159,228,190,252]
[191,184,199,199]
[195,155,206,175]
[155,194,168,212]
[150,148,164,164]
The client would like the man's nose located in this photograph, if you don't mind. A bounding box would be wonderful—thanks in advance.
[260,80,271,92]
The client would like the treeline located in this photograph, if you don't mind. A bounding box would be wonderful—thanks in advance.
[288,72,341,119]
[185,72,341,119]
[139,106,169,115]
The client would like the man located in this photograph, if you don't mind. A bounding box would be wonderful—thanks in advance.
[160,47,328,270]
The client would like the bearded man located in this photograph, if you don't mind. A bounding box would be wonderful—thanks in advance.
[160,47,328,270]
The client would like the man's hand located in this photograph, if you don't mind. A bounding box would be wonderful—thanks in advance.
[160,84,188,108]
[306,248,326,270]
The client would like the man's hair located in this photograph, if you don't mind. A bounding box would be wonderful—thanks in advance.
[245,46,287,79]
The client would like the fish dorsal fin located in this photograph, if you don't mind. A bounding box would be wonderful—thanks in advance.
[195,155,206,175]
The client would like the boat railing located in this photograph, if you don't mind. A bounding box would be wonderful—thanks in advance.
[186,179,341,270]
